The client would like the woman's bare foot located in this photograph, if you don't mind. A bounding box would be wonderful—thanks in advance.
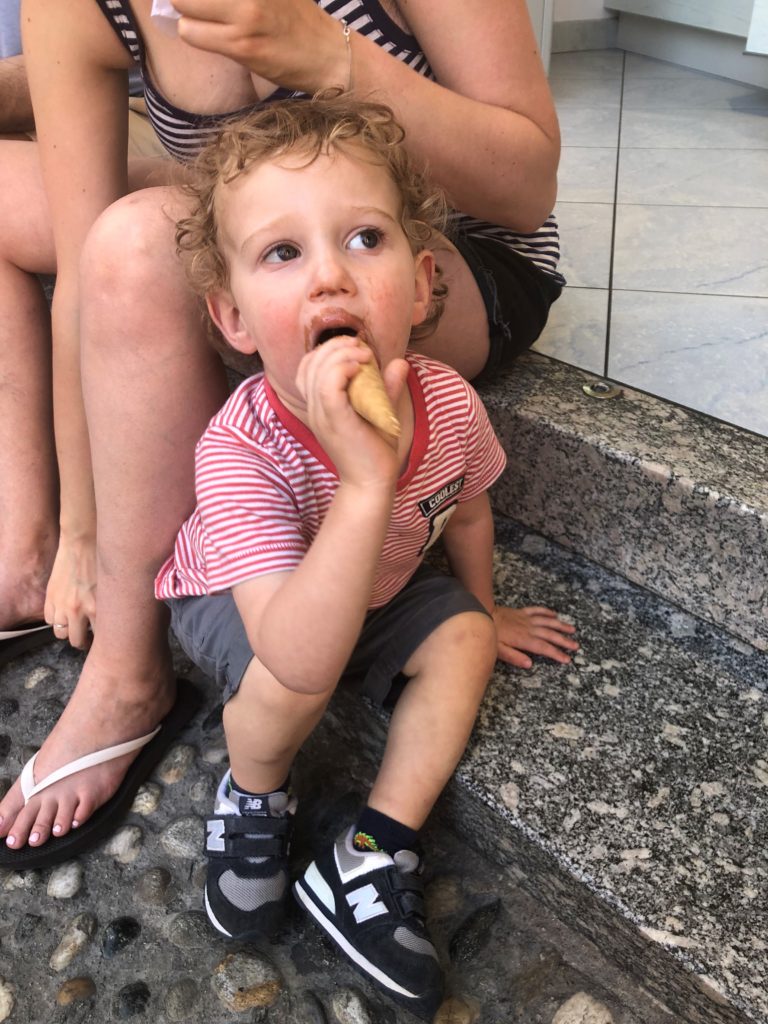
[43,534,98,649]
[0,650,176,850]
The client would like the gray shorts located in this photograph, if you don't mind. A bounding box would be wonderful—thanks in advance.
[166,564,488,706]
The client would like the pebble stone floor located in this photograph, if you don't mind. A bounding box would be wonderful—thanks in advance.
[0,639,682,1024]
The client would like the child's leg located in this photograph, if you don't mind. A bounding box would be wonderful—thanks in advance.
[368,609,497,830]
[205,656,336,943]
[293,608,496,1019]
[223,655,334,795]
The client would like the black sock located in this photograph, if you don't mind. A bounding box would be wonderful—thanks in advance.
[353,806,418,856]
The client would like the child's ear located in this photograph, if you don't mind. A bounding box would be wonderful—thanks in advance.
[411,249,436,327]
[206,290,258,355]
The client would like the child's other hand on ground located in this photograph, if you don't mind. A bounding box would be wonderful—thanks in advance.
[492,605,578,669]
[297,337,408,487]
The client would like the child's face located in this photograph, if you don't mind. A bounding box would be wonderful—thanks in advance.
[206,145,434,415]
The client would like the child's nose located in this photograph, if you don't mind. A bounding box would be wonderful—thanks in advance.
[309,251,355,298]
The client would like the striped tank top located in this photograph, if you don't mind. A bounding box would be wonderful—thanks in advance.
[96,0,562,281]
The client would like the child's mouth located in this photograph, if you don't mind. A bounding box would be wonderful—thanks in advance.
[315,326,358,345]
[307,310,367,351]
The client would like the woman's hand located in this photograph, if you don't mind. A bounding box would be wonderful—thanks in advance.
[43,535,97,650]
[172,0,350,93]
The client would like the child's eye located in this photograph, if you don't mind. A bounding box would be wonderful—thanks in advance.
[348,228,383,251]
[264,242,300,264]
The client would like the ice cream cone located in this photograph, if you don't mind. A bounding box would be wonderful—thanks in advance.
[347,340,400,441]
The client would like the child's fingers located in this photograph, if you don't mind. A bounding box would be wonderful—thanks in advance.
[382,356,409,407]
[520,607,577,632]
[500,637,572,665]
[297,339,367,413]
[498,646,533,670]
[534,627,579,648]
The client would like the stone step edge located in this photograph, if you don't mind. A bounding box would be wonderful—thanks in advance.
[322,690,752,1024]
[477,355,768,652]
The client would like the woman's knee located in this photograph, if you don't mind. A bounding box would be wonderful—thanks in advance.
[79,189,180,296]
[78,188,211,374]
[0,141,54,270]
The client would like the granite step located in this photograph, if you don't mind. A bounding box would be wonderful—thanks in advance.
[326,514,767,1024]
[477,353,768,652]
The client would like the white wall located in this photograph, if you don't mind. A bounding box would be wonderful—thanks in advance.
[554,0,613,20]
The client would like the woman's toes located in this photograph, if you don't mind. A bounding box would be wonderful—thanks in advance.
[71,791,98,830]
[0,784,24,838]
[5,801,40,848]
[52,792,80,837]
[28,819,51,846]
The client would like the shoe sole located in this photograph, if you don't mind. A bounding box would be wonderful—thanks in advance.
[204,884,234,938]
[294,867,421,1001]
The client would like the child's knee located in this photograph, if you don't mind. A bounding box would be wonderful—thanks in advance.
[233,656,335,712]
[449,611,497,670]
[405,610,497,681]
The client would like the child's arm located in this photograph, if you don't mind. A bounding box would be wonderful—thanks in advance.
[442,491,578,669]
[232,338,409,694]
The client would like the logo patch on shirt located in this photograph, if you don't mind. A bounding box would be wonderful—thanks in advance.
[418,476,465,517]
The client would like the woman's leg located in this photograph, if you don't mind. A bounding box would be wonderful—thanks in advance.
[409,239,490,381]
[0,186,230,848]
[0,141,58,627]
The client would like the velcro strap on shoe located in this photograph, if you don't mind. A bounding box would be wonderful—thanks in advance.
[388,869,425,918]
[205,815,291,859]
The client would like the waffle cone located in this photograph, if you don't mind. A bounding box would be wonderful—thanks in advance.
[347,342,400,441]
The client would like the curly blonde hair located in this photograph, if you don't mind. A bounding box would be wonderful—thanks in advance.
[176,91,449,339]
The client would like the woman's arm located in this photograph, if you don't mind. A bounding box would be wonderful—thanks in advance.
[350,0,561,230]
[173,0,560,231]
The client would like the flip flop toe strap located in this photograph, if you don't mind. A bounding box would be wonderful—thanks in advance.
[21,726,162,804]
[0,623,51,640]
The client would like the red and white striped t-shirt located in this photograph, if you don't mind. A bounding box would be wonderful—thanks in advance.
[155,353,506,608]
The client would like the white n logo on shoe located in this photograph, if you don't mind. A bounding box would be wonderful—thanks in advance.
[346,883,388,924]
[242,797,263,812]
[206,819,226,852]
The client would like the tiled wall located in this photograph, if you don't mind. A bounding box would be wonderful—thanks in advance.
[535,49,768,438]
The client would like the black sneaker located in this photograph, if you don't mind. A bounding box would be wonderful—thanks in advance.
[293,826,443,1019]
[204,771,295,941]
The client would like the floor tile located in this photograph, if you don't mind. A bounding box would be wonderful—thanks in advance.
[558,104,622,148]
[558,148,618,204]
[613,205,768,297]
[617,148,768,206]
[550,76,622,109]
[533,286,608,375]
[549,49,624,77]
[624,52,726,79]
[622,74,768,111]
[556,202,614,289]
[620,106,768,149]
[608,290,768,436]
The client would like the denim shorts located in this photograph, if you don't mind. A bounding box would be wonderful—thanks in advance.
[166,564,489,706]
[453,231,564,384]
